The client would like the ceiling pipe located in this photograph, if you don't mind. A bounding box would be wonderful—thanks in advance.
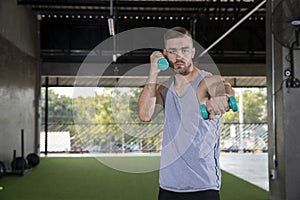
[200,0,266,57]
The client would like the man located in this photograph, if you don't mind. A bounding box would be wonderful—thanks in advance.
[138,26,235,200]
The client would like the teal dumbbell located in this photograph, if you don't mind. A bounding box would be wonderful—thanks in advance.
[200,96,238,120]
[152,51,169,71]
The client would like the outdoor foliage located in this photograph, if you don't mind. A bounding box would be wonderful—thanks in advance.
[41,87,163,152]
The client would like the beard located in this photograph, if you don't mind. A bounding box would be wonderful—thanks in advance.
[171,61,192,75]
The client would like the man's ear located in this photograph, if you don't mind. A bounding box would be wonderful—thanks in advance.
[192,47,196,59]
[163,49,167,57]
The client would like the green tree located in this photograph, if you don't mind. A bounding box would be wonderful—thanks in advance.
[41,88,73,124]
[223,88,267,123]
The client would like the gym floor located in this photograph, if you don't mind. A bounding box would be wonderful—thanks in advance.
[220,152,268,191]
[0,155,268,200]
[40,152,269,191]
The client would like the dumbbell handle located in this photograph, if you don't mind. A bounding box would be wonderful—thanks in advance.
[200,96,238,120]
[151,51,169,71]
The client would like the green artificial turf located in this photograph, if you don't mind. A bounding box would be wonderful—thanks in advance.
[220,170,268,200]
[0,157,268,200]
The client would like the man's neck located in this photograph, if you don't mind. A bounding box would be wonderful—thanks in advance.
[173,65,200,96]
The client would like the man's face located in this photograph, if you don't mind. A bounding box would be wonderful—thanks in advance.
[164,37,195,74]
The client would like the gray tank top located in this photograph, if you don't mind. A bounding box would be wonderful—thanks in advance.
[159,70,222,192]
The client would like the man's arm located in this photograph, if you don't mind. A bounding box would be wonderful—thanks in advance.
[198,75,236,119]
[138,83,164,122]
[138,52,165,122]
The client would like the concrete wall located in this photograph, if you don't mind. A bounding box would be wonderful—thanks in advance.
[267,0,300,199]
[0,0,37,57]
[0,0,38,166]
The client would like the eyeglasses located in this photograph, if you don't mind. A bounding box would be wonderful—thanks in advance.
[166,48,192,57]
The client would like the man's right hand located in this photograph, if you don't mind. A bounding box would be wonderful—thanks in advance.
[150,51,165,75]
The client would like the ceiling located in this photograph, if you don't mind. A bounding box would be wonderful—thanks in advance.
[18,0,267,87]
[42,75,266,88]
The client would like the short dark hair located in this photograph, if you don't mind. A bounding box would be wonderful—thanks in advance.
[164,26,192,41]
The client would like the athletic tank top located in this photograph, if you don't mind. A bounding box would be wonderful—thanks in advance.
[159,70,222,192]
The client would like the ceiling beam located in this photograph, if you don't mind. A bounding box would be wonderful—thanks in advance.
[42,62,266,77]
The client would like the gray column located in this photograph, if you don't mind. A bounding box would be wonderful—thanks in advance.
[267,0,300,199]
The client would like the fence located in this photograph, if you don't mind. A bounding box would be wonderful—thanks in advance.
[40,122,268,154]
